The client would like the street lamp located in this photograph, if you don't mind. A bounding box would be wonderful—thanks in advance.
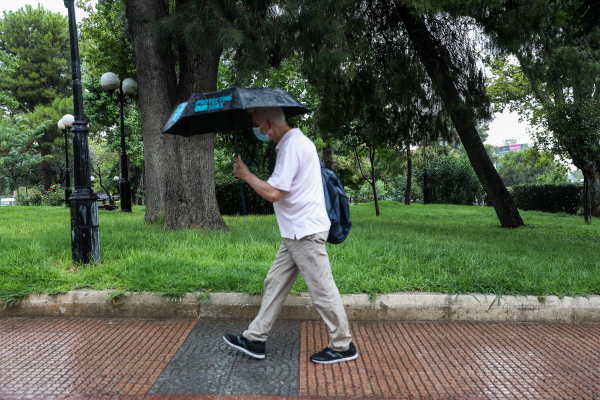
[100,72,137,212]
[58,115,73,206]
[64,0,101,264]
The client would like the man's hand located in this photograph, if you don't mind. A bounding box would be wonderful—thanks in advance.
[232,155,284,203]
[233,155,251,181]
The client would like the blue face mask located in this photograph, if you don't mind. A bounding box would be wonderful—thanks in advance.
[252,121,269,142]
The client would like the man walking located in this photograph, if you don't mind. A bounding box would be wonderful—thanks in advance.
[224,107,357,364]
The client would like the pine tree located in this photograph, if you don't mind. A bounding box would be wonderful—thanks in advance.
[0,5,70,111]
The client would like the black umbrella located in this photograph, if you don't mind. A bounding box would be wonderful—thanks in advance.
[162,86,310,137]
[162,86,311,216]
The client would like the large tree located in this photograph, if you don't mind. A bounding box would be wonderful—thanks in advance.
[462,0,600,217]
[125,0,231,229]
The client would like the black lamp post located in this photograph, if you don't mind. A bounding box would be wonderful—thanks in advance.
[100,72,136,213]
[64,0,101,263]
[58,116,73,206]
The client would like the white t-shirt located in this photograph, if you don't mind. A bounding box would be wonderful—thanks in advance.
[267,128,331,240]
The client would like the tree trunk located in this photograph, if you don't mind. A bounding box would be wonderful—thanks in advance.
[126,0,227,230]
[131,166,143,205]
[405,146,412,205]
[41,149,52,190]
[370,144,380,216]
[569,150,600,218]
[399,7,524,228]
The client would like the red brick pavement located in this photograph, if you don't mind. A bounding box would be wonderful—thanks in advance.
[301,321,600,399]
[1,318,600,399]
[0,318,195,397]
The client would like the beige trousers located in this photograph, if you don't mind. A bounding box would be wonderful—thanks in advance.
[243,231,352,351]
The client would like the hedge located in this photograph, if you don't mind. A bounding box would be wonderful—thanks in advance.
[415,155,486,206]
[215,176,274,216]
[511,183,583,214]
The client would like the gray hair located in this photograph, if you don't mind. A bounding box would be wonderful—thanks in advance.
[249,107,286,125]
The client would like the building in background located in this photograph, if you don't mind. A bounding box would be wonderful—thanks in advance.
[494,140,533,169]
[494,139,532,155]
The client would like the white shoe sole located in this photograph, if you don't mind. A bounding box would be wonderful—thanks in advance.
[310,352,359,364]
[223,335,265,359]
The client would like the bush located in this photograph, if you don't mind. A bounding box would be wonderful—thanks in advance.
[385,175,424,203]
[511,183,583,214]
[215,175,274,215]
[17,188,44,206]
[415,155,485,205]
[16,184,66,207]
[352,180,387,203]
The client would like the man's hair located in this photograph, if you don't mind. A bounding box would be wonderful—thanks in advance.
[249,107,286,125]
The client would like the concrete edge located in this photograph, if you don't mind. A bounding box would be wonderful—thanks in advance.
[1,290,599,322]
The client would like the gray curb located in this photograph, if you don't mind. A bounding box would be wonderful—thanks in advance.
[2,290,600,322]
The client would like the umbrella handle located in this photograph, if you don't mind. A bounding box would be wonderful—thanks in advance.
[234,117,239,157]
[232,118,247,219]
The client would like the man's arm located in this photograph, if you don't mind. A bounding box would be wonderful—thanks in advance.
[233,156,284,203]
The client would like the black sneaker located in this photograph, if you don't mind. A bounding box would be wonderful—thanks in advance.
[223,333,266,359]
[310,341,358,364]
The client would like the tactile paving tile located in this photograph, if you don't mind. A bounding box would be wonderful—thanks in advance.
[301,321,600,399]
[149,320,301,396]
[0,318,195,396]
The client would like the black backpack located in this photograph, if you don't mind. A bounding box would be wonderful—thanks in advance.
[320,160,352,244]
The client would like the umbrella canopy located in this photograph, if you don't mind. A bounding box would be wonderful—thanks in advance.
[162,86,311,136]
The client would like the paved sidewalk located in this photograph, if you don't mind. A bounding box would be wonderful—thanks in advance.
[1,318,599,399]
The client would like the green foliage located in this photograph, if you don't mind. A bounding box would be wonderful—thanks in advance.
[83,68,144,171]
[0,49,18,114]
[17,184,65,207]
[350,180,388,204]
[544,99,600,162]
[22,96,74,157]
[159,1,247,53]
[0,5,70,110]
[385,175,423,203]
[511,183,583,214]
[497,148,569,187]
[77,0,136,79]
[416,155,486,206]
[0,118,49,188]
[485,56,545,126]
[89,142,119,195]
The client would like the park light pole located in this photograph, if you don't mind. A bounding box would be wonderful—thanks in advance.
[57,115,73,206]
[64,0,101,263]
[100,72,137,212]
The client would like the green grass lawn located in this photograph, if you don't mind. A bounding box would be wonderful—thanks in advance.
[1,201,599,306]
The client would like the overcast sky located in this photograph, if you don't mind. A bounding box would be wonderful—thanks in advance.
[2,0,533,147]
